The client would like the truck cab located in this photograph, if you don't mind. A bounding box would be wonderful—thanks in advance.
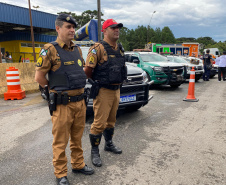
[125,50,186,88]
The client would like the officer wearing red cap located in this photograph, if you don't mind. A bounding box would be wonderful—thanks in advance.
[35,13,94,185]
[84,19,126,167]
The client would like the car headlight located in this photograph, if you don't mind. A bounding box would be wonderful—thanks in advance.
[186,65,189,72]
[153,66,163,72]
[142,71,148,82]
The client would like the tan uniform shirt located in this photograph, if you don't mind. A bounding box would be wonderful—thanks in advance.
[85,39,124,85]
[35,37,85,96]
[85,39,118,69]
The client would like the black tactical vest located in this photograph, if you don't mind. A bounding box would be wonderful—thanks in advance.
[203,54,211,65]
[92,41,126,84]
[48,42,87,91]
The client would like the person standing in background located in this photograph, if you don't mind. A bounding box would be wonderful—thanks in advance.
[202,49,213,81]
[4,51,12,63]
[215,55,221,65]
[217,51,226,81]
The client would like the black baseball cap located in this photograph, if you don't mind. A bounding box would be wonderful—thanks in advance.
[56,14,77,28]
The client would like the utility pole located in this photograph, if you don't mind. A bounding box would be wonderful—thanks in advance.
[147,11,156,44]
[28,0,36,62]
[97,0,101,41]
[0,46,2,63]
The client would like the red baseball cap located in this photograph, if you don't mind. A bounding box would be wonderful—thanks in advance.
[101,19,123,32]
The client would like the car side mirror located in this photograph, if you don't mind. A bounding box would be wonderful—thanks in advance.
[133,59,139,64]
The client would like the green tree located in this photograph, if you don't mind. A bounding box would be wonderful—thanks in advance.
[133,26,147,49]
[148,28,156,43]
[197,37,217,54]
[151,27,162,43]
[118,27,130,51]
[176,37,197,43]
[161,26,176,43]
[197,37,216,46]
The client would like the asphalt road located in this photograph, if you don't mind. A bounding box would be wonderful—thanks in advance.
[0,76,226,185]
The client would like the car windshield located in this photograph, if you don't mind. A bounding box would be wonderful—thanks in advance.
[140,53,168,62]
[167,56,188,64]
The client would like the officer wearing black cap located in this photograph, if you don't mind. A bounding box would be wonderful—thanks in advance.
[35,14,94,185]
[56,13,77,26]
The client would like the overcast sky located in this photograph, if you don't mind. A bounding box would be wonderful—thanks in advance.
[1,0,226,42]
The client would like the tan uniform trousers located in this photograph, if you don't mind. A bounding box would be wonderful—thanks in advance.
[51,99,86,178]
[90,88,120,135]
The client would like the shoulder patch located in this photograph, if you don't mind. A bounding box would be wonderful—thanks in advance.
[89,56,95,64]
[36,57,43,67]
[91,49,97,54]
[40,49,48,56]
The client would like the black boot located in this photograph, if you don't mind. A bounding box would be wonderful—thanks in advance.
[89,134,102,167]
[103,128,122,154]
[56,176,70,185]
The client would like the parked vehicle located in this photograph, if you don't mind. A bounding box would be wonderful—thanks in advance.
[171,56,204,81]
[186,56,217,78]
[125,50,186,88]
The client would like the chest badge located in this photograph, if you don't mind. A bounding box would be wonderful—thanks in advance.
[78,59,82,66]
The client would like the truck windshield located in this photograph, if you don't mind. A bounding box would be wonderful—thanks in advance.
[140,53,168,62]
[167,56,188,63]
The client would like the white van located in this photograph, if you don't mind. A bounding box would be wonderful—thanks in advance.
[203,48,220,58]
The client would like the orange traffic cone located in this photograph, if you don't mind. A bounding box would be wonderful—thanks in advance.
[183,67,199,102]
[4,67,26,100]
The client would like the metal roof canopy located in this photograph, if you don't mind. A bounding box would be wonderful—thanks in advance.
[0,2,57,35]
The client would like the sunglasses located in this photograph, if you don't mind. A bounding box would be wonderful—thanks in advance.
[109,27,120,30]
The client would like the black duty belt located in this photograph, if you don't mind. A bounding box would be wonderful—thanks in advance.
[57,93,85,105]
[100,84,120,90]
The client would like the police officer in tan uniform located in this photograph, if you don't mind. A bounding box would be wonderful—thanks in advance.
[84,19,126,167]
[35,14,94,185]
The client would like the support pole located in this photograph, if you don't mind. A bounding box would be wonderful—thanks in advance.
[97,0,101,41]
[0,47,2,63]
[28,0,36,62]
